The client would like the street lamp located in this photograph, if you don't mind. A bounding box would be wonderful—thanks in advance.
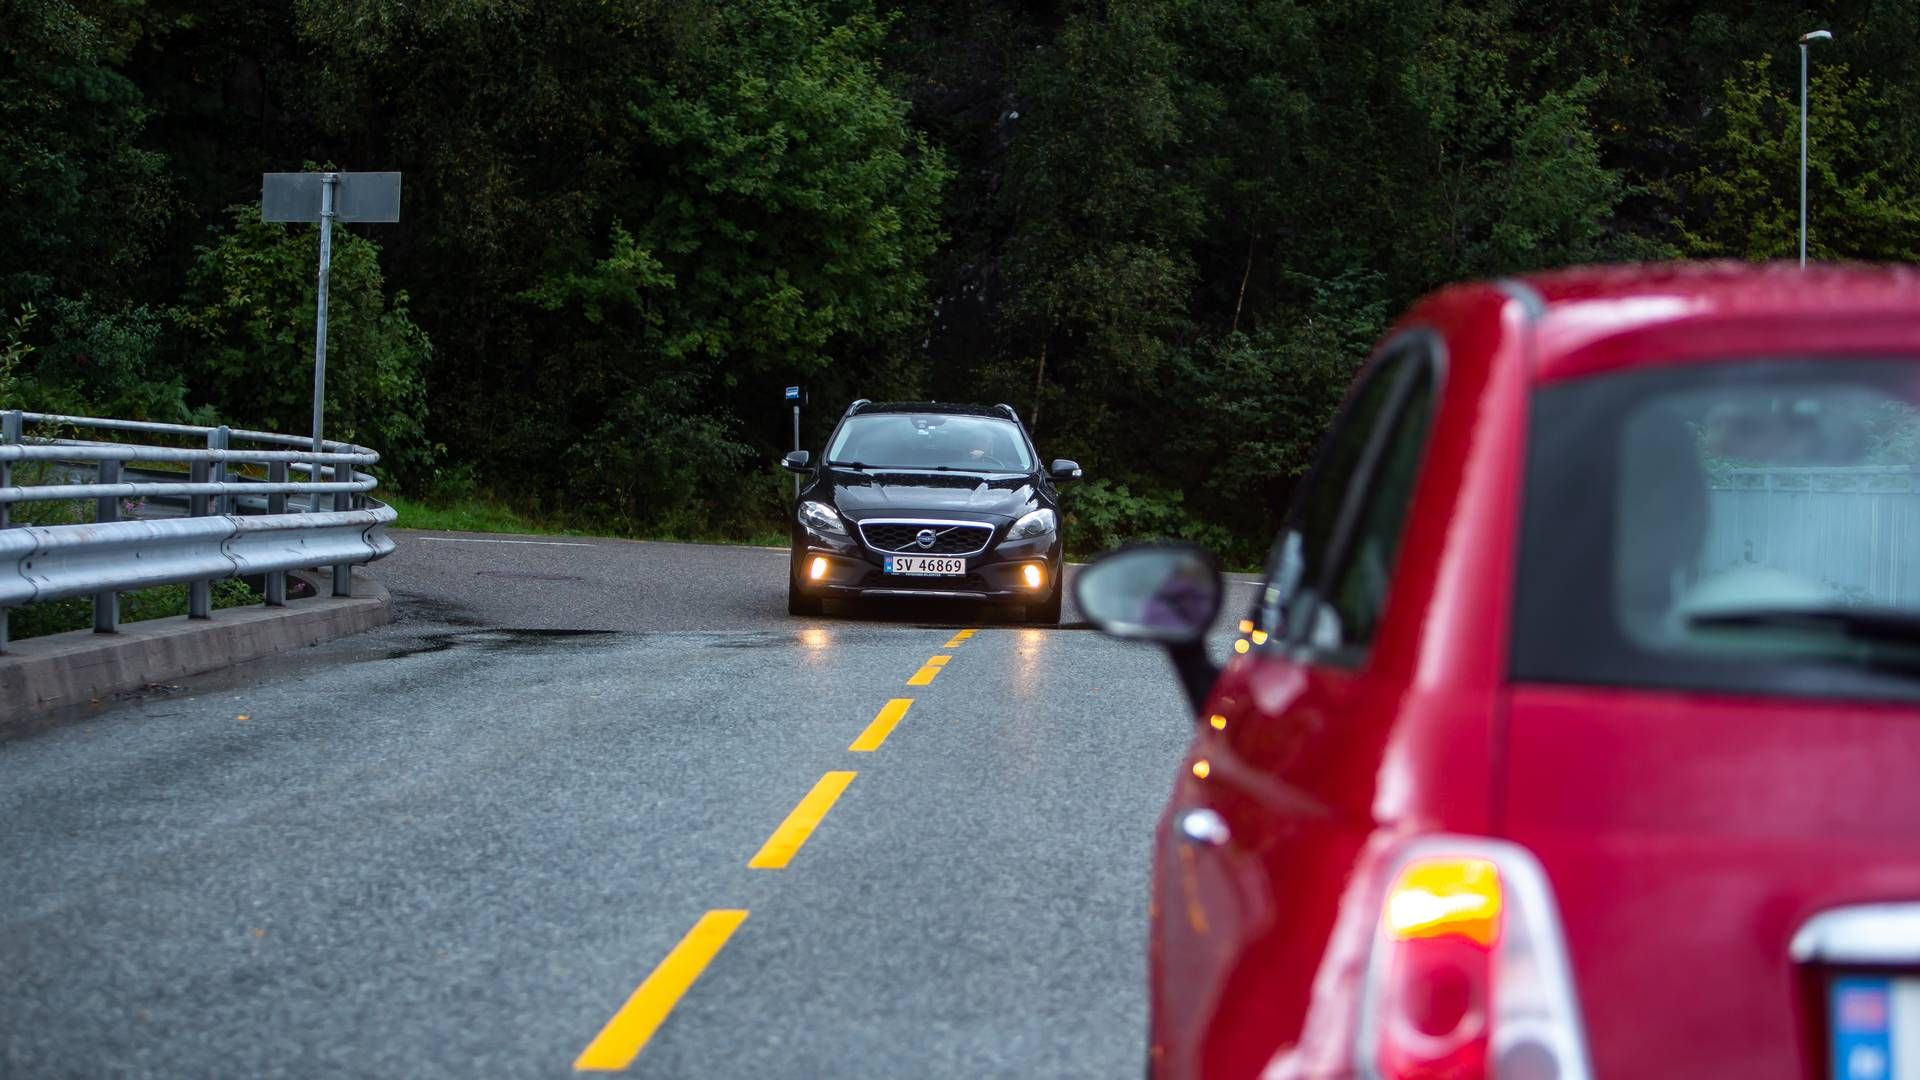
[1799,29,1833,267]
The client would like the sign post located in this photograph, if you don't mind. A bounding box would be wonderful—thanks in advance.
[310,174,336,511]
[262,171,402,512]
[786,386,804,498]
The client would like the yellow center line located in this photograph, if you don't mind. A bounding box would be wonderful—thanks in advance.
[943,628,976,648]
[907,653,952,685]
[748,771,857,869]
[850,698,914,752]
[574,909,749,1071]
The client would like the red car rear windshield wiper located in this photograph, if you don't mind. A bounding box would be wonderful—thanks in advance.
[1688,606,1920,645]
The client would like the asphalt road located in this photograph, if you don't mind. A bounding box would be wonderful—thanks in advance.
[0,529,1256,1079]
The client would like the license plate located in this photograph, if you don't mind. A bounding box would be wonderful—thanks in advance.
[1830,975,1920,1079]
[884,555,966,576]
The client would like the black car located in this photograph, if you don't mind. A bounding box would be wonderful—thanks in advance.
[781,400,1082,623]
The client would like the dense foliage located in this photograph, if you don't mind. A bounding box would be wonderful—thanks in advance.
[6,0,1919,561]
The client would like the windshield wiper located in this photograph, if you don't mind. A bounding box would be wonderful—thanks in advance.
[830,461,1000,473]
[1688,606,1920,645]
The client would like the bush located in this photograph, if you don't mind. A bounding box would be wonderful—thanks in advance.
[1061,479,1235,562]
[2,296,191,421]
[173,206,434,484]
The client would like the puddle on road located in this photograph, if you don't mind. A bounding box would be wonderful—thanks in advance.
[375,627,617,660]
[389,591,488,628]
[700,631,791,649]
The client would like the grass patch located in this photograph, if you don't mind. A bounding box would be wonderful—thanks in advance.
[383,494,580,536]
[653,527,789,549]
[382,494,787,548]
[6,578,261,642]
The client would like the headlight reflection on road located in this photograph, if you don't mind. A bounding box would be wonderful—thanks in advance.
[1007,631,1048,722]
[800,626,830,660]
[1014,629,1046,696]
[1001,629,1049,768]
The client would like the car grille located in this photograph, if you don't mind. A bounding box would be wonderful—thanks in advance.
[858,521,994,556]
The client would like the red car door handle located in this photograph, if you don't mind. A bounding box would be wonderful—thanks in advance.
[1177,808,1230,846]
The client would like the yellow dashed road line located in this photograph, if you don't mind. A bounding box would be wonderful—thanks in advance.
[578,629,978,1068]
[748,771,858,869]
[850,698,914,752]
[907,654,951,685]
[574,909,750,1071]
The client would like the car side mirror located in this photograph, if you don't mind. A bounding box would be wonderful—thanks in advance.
[781,450,812,473]
[1073,543,1222,712]
[1049,459,1083,481]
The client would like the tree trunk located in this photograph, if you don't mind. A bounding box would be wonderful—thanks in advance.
[1030,331,1048,432]
[1230,231,1256,335]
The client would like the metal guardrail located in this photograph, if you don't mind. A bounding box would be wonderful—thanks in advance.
[0,410,396,653]
[1712,465,1920,492]
[1703,465,1919,608]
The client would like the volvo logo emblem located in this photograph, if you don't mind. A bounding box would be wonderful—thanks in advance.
[915,529,938,549]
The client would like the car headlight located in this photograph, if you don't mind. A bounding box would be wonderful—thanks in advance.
[1007,508,1057,541]
[798,500,847,535]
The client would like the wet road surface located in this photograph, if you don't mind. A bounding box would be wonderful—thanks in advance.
[0,529,1254,1078]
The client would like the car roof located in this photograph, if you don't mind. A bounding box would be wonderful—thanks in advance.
[850,401,1019,421]
[1515,260,1920,306]
[1412,261,1920,384]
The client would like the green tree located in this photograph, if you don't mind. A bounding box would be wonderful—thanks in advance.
[514,1,950,530]
[997,0,1204,439]
[1681,58,1920,262]
[610,0,950,377]
[0,0,171,304]
[0,0,187,420]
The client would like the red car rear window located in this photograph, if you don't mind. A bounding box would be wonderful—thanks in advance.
[1512,358,1920,701]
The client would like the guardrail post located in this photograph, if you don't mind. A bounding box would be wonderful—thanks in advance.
[265,460,287,606]
[209,425,231,514]
[188,459,212,619]
[310,454,327,515]
[93,459,121,633]
[331,479,352,598]
[0,409,19,653]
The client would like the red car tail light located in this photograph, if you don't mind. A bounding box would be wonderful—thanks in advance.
[1359,839,1591,1080]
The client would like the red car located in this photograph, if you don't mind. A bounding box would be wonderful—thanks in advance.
[1075,263,1920,1079]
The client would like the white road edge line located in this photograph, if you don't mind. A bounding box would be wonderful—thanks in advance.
[416,537,596,547]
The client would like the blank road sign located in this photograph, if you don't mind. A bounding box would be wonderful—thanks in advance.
[262,172,402,223]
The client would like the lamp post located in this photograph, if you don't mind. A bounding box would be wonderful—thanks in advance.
[1799,29,1833,267]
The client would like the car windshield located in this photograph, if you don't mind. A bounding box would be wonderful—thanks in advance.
[1513,359,1920,698]
[826,414,1033,471]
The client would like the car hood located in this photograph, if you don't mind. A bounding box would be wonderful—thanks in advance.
[821,468,1038,523]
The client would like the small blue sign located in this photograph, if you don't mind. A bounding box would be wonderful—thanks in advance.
[1832,976,1893,1080]
[785,386,801,401]
[883,556,895,574]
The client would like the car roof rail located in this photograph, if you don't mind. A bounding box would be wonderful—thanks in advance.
[845,398,873,417]
[995,403,1020,422]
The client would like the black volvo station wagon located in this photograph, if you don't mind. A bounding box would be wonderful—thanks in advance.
[781,400,1081,623]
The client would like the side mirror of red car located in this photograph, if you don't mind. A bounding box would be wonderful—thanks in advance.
[1073,543,1222,712]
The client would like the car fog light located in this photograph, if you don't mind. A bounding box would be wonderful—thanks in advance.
[808,556,829,581]
[1022,564,1045,590]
